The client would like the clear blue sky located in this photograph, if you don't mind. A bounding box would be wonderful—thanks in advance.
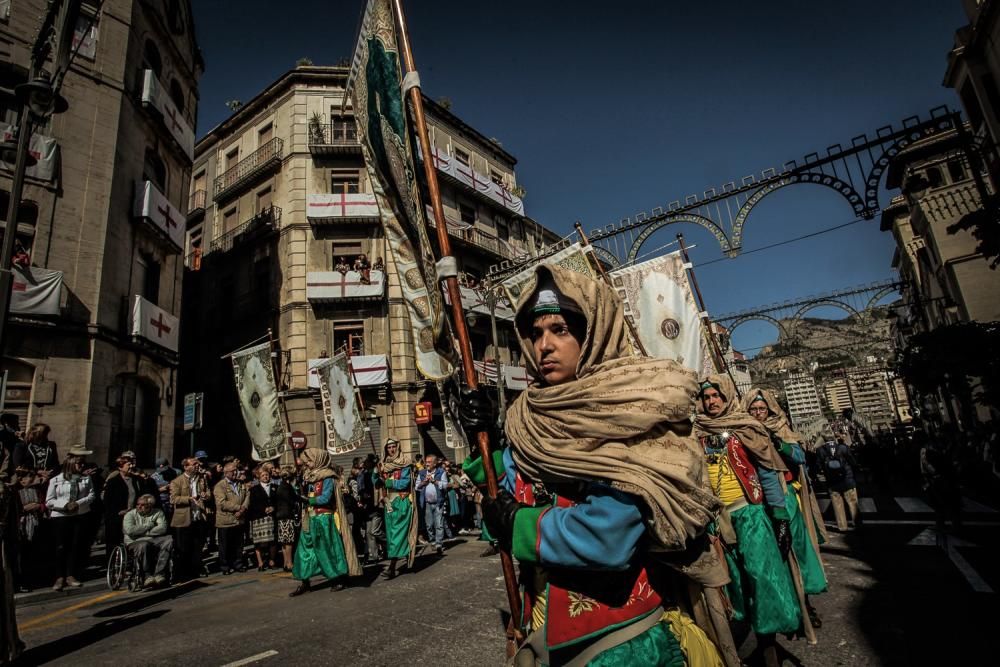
[192,0,968,354]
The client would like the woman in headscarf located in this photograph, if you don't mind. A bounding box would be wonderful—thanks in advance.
[461,264,731,667]
[694,375,802,665]
[288,449,360,597]
[375,438,417,579]
[743,388,828,628]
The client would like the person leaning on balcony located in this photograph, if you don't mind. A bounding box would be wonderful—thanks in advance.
[335,256,351,274]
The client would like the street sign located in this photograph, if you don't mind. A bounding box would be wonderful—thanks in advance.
[183,392,203,431]
[290,431,307,449]
[414,401,432,425]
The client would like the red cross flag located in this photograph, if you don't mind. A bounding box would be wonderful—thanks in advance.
[140,69,194,160]
[306,192,379,219]
[135,181,185,250]
[130,295,179,352]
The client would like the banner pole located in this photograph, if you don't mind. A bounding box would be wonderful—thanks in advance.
[574,222,648,357]
[267,327,294,464]
[390,0,523,653]
[346,337,380,457]
[676,234,742,397]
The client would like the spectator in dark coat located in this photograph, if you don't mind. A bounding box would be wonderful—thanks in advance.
[13,423,59,482]
[102,456,143,554]
[273,467,299,572]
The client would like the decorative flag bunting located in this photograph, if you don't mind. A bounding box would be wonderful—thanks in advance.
[315,353,366,455]
[230,342,285,461]
[350,0,455,380]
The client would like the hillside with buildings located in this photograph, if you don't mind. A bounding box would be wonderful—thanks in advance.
[741,308,908,430]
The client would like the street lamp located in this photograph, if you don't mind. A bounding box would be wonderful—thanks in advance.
[15,73,69,117]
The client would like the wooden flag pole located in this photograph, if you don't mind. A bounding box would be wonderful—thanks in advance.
[390,0,523,653]
[345,338,380,457]
[267,327,294,464]
[575,222,649,357]
[675,234,743,397]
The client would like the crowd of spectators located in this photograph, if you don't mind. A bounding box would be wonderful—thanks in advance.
[1,412,486,598]
[333,254,384,285]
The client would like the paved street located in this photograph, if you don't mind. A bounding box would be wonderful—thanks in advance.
[12,494,1000,666]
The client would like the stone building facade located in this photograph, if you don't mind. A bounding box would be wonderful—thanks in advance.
[180,66,559,465]
[1,0,202,466]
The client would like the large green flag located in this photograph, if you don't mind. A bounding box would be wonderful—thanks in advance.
[350,0,454,380]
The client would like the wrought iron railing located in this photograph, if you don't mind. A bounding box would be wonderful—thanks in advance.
[213,138,283,199]
[188,189,206,214]
[209,206,282,253]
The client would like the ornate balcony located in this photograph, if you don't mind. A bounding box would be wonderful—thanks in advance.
[213,138,283,203]
[208,206,281,254]
[424,145,525,216]
[188,189,206,219]
[306,269,386,303]
[308,120,362,156]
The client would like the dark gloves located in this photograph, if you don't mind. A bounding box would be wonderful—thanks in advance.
[481,488,524,551]
[457,384,496,434]
[774,519,792,560]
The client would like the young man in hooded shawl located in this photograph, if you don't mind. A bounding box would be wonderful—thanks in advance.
[743,388,828,629]
[375,438,418,579]
[460,265,736,667]
[289,449,361,596]
[694,375,802,664]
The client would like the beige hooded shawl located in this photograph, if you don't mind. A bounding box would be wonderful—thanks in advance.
[503,264,721,552]
[379,439,418,568]
[742,387,829,546]
[741,387,803,444]
[299,448,362,576]
[694,374,787,473]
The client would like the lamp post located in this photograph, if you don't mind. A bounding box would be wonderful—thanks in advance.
[0,0,80,357]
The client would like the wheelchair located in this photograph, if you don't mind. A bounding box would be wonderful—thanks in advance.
[106,543,145,592]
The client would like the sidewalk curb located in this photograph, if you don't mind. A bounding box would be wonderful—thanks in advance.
[15,578,109,607]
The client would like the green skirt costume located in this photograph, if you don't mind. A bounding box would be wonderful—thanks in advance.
[581,621,685,667]
[384,494,414,559]
[786,487,827,595]
[293,513,348,582]
[723,503,801,635]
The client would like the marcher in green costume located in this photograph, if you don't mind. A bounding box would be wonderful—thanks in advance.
[377,438,417,578]
[745,388,828,630]
[289,449,361,597]
[461,449,502,557]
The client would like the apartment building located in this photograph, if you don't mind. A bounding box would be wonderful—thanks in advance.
[1,0,201,465]
[782,372,824,428]
[179,66,559,465]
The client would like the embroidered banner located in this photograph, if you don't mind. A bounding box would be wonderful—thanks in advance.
[351,0,454,380]
[315,353,366,455]
[608,251,711,374]
[230,342,285,462]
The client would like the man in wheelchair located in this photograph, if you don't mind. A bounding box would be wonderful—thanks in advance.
[123,494,174,589]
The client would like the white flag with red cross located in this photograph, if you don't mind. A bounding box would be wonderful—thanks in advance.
[130,295,179,352]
